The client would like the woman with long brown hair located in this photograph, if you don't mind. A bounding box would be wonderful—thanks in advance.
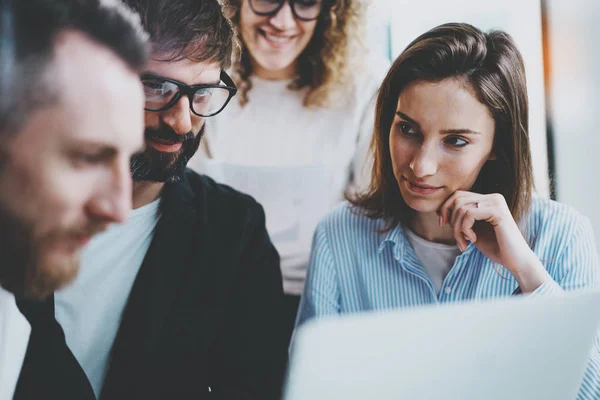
[295,23,600,398]
[191,0,387,342]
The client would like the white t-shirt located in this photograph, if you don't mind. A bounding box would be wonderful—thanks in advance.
[0,286,31,400]
[190,61,388,295]
[405,229,461,295]
[55,199,161,397]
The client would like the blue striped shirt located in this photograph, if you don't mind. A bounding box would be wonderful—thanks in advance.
[295,197,600,399]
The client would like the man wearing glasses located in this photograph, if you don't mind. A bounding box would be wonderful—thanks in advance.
[47,0,288,399]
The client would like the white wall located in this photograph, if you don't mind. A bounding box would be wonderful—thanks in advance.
[365,0,391,61]
[374,0,550,197]
[545,0,600,248]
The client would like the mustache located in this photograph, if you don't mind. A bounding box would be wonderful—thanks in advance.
[145,126,195,144]
[70,221,108,238]
[42,220,108,246]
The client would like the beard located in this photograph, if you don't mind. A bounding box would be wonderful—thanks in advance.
[130,124,204,183]
[0,198,107,300]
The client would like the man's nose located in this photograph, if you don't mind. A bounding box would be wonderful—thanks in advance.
[161,95,193,135]
[87,159,133,224]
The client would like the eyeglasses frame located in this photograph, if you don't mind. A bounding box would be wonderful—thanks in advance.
[141,70,238,117]
[248,0,327,21]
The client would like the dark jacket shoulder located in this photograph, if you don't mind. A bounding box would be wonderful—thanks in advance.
[161,169,268,245]
[181,168,263,215]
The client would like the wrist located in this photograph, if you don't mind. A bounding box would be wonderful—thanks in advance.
[511,255,547,293]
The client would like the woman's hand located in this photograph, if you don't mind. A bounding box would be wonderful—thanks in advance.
[438,191,548,292]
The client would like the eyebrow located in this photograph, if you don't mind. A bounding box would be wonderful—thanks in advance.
[395,111,482,135]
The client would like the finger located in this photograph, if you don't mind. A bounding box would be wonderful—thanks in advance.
[461,207,478,243]
[457,204,496,229]
[450,195,481,227]
[439,191,472,226]
[446,192,482,226]
[438,192,459,227]
[453,206,471,251]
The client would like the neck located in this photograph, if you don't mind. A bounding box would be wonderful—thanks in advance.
[408,211,456,245]
[251,59,296,81]
[132,181,164,209]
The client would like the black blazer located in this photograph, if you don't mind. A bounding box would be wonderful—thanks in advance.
[97,170,288,399]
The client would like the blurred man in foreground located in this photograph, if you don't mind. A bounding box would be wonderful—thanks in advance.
[0,0,149,398]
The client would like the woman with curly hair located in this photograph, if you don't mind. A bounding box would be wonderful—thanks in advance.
[191,0,388,341]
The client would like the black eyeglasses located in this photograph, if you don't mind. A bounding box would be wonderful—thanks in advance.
[249,0,325,21]
[141,70,237,117]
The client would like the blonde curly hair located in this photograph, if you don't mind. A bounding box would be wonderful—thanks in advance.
[223,0,365,108]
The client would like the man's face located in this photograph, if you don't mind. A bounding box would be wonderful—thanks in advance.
[0,30,145,299]
[131,57,222,183]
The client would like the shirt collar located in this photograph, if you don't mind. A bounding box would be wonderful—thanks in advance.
[377,223,407,261]
[377,223,478,262]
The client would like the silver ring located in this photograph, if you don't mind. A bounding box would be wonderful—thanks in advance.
[475,201,480,208]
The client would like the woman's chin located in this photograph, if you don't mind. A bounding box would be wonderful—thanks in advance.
[403,197,442,214]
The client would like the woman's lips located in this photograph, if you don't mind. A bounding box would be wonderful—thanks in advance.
[404,178,443,195]
[259,29,295,48]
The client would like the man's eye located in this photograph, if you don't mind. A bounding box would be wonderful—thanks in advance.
[195,88,213,97]
[70,151,108,167]
[76,152,103,164]
[142,79,176,97]
[142,79,166,92]
[144,87,168,97]
[143,82,163,90]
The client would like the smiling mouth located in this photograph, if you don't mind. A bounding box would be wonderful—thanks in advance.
[404,179,443,195]
[260,29,294,45]
[148,138,183,153]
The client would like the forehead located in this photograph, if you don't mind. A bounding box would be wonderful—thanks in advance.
[38,30,144,152]
[396,79,494,130]
[145,56,222,85]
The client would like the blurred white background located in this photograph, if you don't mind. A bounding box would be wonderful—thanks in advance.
[544,0,600,251]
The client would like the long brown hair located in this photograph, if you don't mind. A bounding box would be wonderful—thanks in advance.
[350,23,533,231]
[224,0,364,108]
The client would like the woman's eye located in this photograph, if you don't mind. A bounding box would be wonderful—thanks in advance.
[445,136,468,147]
[399,122,418,137]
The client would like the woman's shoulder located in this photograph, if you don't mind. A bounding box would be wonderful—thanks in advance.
[317,201,384,239]
[528,196,589,223]
[525,195,594,243]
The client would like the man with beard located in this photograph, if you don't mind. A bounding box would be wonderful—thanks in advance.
[45,1,288,399]
[0,0,149,399]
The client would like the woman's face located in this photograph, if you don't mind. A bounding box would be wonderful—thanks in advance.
[389,78,496,213]
[239,0,320,80]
